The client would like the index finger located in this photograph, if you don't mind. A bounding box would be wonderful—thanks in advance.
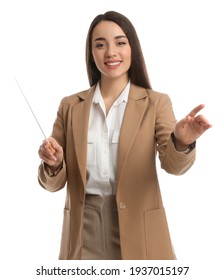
[187,104,205,118]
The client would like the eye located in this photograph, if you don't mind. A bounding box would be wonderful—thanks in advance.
[117,41,127,46]
[95,42,107,49]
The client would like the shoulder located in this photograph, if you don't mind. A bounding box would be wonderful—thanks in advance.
[60,86,95,106]
[130,84,171,105]
[147,89,172,106]
[147,89,167,99]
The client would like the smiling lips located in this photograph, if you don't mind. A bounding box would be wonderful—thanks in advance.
[105,60,121,68]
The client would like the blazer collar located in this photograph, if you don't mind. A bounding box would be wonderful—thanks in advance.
[76,85,96,100]
[128,83,149,100]
[76,83,148,100]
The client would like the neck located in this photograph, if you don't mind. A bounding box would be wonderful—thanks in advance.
[99,75,129,114]
[100,75,129,99]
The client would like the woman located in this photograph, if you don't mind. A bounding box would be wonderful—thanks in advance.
[38,11,211,260]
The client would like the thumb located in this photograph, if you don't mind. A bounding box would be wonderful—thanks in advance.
[48,137,63,152]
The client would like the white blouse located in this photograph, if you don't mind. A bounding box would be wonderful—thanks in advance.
[86,81,130,195]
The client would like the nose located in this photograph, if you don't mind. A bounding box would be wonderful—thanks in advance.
[106,43,116,57]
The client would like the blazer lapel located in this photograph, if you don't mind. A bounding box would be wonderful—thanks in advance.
[117,84,149,187]
[72,87,95,188]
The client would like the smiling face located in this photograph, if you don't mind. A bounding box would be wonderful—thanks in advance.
[91,20,132,83]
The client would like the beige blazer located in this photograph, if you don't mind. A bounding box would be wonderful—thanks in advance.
[38,83,195,260]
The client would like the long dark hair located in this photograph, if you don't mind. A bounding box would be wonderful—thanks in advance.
[86,11,152,89]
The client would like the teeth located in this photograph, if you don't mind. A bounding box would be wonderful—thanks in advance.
[106,62,120,66]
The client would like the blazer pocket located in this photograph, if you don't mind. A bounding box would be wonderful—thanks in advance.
[144,208,175,260]
[59,208,71,260]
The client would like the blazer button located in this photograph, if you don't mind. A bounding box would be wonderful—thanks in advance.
[119,202,126,210]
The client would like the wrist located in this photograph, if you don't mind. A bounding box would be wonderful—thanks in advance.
[44,160,63,177]
[171,133,196,154]
[174,142,189,152]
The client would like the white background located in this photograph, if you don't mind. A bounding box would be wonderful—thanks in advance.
[0,0,223,279]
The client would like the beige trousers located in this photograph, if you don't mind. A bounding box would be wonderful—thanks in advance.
[81,195,122,260]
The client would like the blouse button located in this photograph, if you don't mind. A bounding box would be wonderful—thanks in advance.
[119,202,126,210]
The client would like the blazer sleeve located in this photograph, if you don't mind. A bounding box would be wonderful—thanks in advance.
[38,159,67,192]
[37,98,68,192]
[155,93,196,175]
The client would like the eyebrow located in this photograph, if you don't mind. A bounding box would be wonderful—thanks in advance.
[93,35,127,41]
